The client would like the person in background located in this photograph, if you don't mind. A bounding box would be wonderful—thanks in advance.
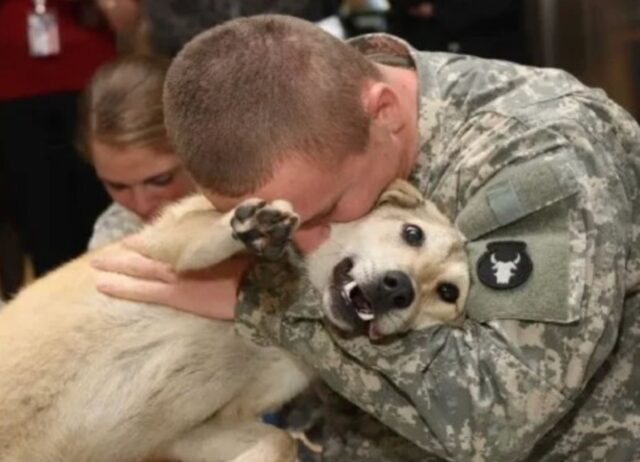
[387,0,530,63]
[0,0,117,278]
[78,56,195,249]
[94,0,141,51]
[138,0,342,57]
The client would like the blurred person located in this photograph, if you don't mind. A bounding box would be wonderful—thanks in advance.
[94,0,144,52]
[139,0,342,57]
[0,0,117,277]
[340,0,390,36]
[79,56,195,249]
[388,0,530,63]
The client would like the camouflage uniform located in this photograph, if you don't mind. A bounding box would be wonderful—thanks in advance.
[88,202,143,250]
[237,34,640,461]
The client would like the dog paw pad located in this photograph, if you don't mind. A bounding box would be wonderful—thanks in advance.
[231,199,299,259]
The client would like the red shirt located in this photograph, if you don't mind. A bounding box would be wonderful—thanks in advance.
[0,0,116,100]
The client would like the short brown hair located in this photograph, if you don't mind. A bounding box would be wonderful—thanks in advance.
[164,14,382,196]
[80,56,171,160]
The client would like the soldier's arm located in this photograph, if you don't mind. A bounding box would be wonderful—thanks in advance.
[237,132,635,461]
[302,142,631,460]
[235,84,640,459]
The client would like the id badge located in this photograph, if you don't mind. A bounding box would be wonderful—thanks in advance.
[27,11,61,57]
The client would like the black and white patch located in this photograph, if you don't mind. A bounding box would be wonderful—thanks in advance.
[477,241,533,290]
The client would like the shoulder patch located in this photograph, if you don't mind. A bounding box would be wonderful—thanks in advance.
[477,241,533,290]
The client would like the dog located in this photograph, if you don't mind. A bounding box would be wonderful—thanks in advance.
[0,180,469,462]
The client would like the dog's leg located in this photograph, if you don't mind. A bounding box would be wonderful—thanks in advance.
[135,196,299,272]
[165,420,297,462]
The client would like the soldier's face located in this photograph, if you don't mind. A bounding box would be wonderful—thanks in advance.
[205,150,400,254]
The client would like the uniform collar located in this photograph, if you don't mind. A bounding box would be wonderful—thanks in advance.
[347,33,445,195]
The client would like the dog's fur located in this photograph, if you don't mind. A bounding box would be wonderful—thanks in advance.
[0,180,468,462]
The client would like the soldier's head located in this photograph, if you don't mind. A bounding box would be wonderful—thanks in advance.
[164,15,418,253]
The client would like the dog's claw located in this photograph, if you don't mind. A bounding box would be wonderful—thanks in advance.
[231,199,299,260]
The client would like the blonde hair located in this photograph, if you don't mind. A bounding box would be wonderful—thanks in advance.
[80,56,171,160]
[164,15,382,197]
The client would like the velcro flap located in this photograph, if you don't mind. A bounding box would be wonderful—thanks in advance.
[456,156,578,241]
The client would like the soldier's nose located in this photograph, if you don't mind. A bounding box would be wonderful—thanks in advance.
[371,271,414,312]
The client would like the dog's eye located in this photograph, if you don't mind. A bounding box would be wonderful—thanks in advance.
[402,224,424,247]
[437,283,459,303]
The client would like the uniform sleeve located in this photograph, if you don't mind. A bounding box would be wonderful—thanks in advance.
[235,102,636,459]
[274,138,631,461]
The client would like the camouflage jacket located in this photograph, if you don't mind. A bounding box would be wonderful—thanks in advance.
[88,202,143,250]
[236,34,640,461]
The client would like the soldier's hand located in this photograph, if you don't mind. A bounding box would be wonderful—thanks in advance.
[91,238,250,320]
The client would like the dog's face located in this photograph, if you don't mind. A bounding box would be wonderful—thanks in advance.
[306,180,469,340]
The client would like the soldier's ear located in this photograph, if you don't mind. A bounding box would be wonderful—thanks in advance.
[376,179,424,210]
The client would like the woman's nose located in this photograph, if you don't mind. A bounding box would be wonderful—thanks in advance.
[293,224,331,254]
[131,188,159,221]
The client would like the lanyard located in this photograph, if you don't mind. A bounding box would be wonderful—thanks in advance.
[27,0,60,57]
[32,0,47,14]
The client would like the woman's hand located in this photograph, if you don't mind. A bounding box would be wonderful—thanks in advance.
[91,239,251,320]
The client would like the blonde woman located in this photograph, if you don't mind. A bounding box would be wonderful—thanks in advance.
[80,56,195,249]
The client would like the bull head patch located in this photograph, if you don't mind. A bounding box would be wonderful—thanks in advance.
[477,241,533,290]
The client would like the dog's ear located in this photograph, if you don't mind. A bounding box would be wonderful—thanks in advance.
[376,179,424,210]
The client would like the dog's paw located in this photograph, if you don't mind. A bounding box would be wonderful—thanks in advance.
[231,199,299,260]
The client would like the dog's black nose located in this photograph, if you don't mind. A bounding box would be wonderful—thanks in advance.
[372,271,414,312]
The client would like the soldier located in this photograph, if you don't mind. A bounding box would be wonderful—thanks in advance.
[93,15,640,461]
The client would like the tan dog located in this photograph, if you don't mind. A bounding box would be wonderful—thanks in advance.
[0,180,468,462]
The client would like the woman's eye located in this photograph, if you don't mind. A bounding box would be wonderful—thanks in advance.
[105,182,128,192]
[402,223,425,247]
[148,172,175,187]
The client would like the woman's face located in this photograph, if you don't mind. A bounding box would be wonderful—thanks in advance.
[91,141,195,222]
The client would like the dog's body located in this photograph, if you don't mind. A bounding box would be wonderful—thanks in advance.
[0,181,469,462]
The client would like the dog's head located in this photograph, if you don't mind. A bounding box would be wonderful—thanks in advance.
[307,180,469,340]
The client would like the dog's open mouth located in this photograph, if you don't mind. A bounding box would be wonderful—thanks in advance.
[332,258,375,323]
[341,281,374,321]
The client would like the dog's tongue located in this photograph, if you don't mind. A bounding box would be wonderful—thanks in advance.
[368,323,383,340]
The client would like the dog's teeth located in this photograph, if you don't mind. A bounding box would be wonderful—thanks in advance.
[344,281,357,294]
[341,290,349,301]
[342,281,357,301]
[356,310,375,322]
